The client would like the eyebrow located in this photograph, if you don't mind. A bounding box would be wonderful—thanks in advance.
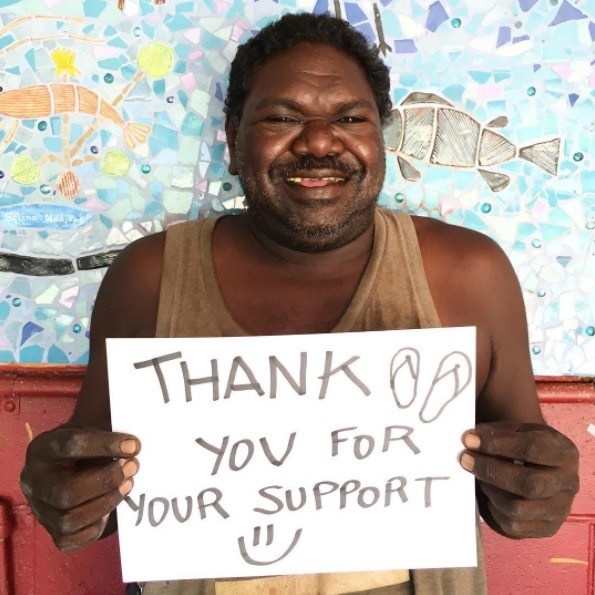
[253,98,377,114]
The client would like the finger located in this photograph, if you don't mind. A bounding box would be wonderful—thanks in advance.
[52,515,112,553]
[27,427,140,463]
[479,483,571,523]
[28,481,133,539]
[463,422,578,466]
[485,497,566,539]
[461,451,578,498]
[24,458,138,510]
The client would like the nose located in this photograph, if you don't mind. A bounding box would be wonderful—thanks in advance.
[291,119,344,158]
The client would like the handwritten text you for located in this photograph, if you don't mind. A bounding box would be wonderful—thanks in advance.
[107,328,477,583]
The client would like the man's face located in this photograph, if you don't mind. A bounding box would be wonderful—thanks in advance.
[227,42,386,252]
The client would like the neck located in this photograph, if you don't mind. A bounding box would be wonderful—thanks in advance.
[241,212,376,271]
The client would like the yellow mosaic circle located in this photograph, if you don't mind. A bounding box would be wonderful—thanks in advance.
[138,42,175,79]
[11,154,42,185]
[101,150,131,176]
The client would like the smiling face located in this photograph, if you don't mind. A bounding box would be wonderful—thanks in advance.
[226,42,386,252]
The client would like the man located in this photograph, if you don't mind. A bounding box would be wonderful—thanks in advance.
[20,12,578,595]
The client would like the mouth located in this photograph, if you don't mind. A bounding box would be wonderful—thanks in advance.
[285,173,349,188]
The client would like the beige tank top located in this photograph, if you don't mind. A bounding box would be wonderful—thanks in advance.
[148,208,486,595]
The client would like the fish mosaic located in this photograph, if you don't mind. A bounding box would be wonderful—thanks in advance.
[0,0,592,376]
[384,92,561,192]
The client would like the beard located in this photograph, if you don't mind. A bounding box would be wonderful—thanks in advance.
[236,154,384,253]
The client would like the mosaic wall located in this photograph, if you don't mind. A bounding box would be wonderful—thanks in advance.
[0,0,593,375]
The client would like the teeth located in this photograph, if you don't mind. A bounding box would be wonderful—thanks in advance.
[287,177,344,183]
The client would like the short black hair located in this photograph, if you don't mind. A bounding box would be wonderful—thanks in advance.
[224,12,392,127]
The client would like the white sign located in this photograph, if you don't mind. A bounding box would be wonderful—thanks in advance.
[107,327,477,583]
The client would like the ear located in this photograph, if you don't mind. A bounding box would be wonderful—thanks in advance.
[225,118,239,175]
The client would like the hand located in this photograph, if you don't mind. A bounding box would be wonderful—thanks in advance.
[20,427,140,552]
[460,421,579,538]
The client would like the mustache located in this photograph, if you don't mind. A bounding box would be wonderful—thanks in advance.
[270,156,362,178]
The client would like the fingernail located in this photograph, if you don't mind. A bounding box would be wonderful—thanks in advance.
[122,460,138,478]
[120,439,137,455]
[463,433,481,450]
[460,453,475,471]
[119,479,133,496]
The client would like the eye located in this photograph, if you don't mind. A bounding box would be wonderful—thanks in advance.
[336,116,366,124]
[265,115,300,124]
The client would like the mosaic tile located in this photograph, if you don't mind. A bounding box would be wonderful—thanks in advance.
[0,0,593,374]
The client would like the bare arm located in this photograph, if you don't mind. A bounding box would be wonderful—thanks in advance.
[21,232,165,551]
[416,217,579,538]
[69,231,165,428]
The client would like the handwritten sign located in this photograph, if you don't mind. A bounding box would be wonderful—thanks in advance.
[107,327,477,583]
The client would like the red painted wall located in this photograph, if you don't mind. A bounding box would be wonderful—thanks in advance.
[0,366,593,594]
[483,380,595,594]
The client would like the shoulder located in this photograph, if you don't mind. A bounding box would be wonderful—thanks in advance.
[91,218,213,339]
[108,229,166,275]
[410,214,523,327]
[380,208,506,269]
[90,231,166,339]
[411,215,519,311]
[99,230,166,299]
[412,214,507,266]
